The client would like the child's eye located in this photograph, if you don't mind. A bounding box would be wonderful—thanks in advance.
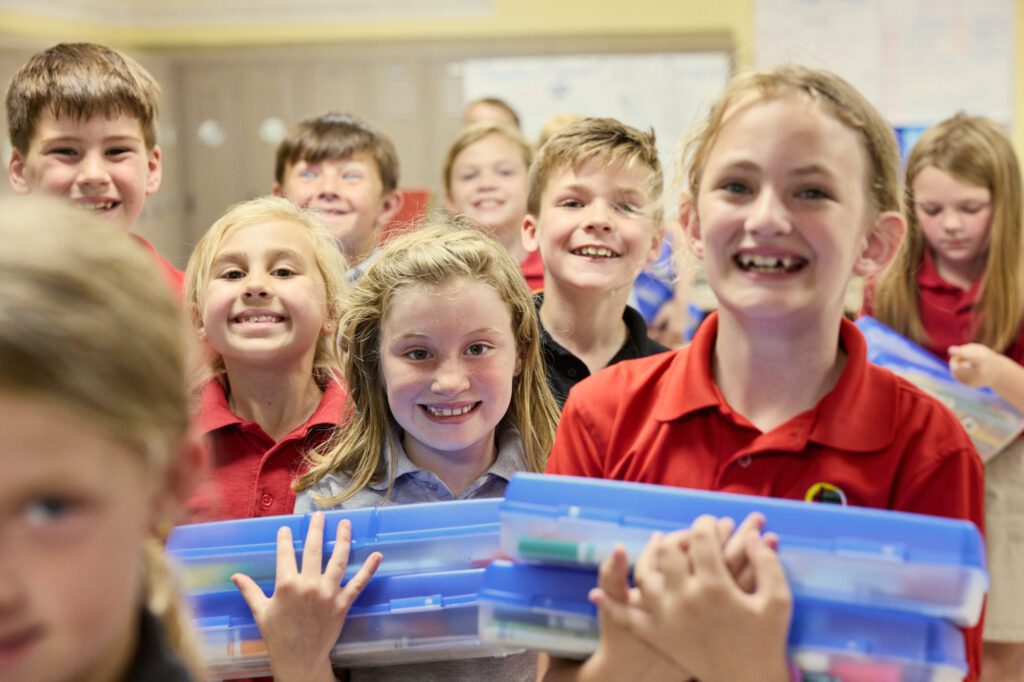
[343,171,364,181]
[558,198,584,209]
[458,171,478,182]
[106,147,133,157]
[720,181,751,195]
[618,202,642,214]
[221,268,245,280]
[24,496,77,526]
[917,204,942,217]
[300,169,318,180]
[465,343,492,356]
[271,267,296,278]
[49,147,78,158]
[797,187,831,200]
[962,203,988,215]
[404,349,432,361]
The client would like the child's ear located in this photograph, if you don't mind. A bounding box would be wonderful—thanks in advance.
[375,189,404,228]
[521,214,540,254]
[679,194,704,260]
[645,220,666,264]
[853,211,906,278]
[145,145,163,196]
[8,148,31,195]
[271,182,284,197]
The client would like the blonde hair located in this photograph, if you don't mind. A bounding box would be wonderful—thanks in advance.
[295,217,560,504]
[0,196,200,674]
[274,112,400,193]
[679,65,901,215]
[184,196,348,387]
[527,117,664,223]
[6,42,161,152]
[537,112,584,149]
[442,122,533,196]
[872,114,1024,352]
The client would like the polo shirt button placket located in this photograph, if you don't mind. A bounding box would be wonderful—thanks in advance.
[738,455,752,468]
[566,368,578,378]
[260,493,273,508]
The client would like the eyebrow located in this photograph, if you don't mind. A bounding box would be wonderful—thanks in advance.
[391,327,505,341]
[212,247,306,266]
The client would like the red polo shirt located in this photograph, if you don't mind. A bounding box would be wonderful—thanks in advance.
[918,252,1024,363]
[132,234,185,298]
[547,311,984,680]
[186,377,347,522]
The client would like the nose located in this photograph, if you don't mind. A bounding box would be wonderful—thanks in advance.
[582,199,614,232]
[940,209,964,233]
[0,549,26,618]
[242,272,271,299]
[431,358,471,395]
[745,187,791,237]
[77,150,110,187]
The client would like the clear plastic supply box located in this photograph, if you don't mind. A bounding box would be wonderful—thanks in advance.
[478,560,968,682]
[500,474,987,626]
[168,498,502,595]
[196,568,521,679]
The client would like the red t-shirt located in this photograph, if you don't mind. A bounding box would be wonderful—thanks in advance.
[132,234,185,299]
[186,377,347,522]
[547,311,985,680]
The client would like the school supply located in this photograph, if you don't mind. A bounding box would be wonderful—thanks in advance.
[168,498,503,594]
[499,474,988,626]
[856,315,1024,461]
[478,560,968,681]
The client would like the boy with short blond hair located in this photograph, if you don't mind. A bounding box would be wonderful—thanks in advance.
[273,112,403,281]
[6,42,181,293]
[522,117,669,407]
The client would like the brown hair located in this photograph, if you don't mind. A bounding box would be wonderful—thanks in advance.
[679,65,901,214]
[465,97,521,129]
[274,112,400,193]
[296,216,560,505]
[0,195,200,674]
[527,117,664,223]
[6,42,160,152]
[442,122,533,196]
[873,114,1024,352]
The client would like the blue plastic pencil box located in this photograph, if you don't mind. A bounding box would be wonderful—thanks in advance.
[856,315,1024,461]
[167,498,502,594]
[195,568,522,679]
[500,474,987,626]
[478,561,968,682]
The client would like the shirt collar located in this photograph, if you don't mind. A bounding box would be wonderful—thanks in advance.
[196,374,347,437]
[366,422,527,491]
[652,311,898,451]
[919,250,983,300]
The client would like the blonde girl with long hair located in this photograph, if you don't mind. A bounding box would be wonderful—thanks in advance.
[183,196,349,521]
[231,217,559,682]
[870,114,1024,681]
[0,196,203,680]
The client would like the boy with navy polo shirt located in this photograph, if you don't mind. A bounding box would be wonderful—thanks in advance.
[522,118,669,408]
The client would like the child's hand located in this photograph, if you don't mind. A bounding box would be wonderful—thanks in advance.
[606,515,792,682]
[231,512,383,682]
[949,343,1006,388]
[566,545,687,682]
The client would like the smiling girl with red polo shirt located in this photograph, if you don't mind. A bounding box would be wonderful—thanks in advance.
[870,114,1024,681]
[542,67,985,682]
[183,196,348,522]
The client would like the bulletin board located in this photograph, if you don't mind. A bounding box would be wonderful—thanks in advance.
[461,52,732,176]
[755,0,1014,127]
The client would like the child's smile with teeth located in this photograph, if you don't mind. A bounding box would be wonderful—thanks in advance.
[734,252,807,273]
[423,403,478,417]
[572,245,619,258]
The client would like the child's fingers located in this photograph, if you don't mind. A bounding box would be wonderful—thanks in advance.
[231,573,269,617]
[724,512,766,588]
[300,511,325,576]
[715,516,736,546]
[274,525,298,579]
[324,519,353,585]
[597,545,630,603]
[337,551,382,610]
[746,534,792,610]
[686,515,733,584]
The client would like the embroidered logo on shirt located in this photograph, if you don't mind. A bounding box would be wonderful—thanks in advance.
[804,481,847,505]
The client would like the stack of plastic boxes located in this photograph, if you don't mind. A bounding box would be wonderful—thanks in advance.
[167,498,520,679]
[479,473,988,681]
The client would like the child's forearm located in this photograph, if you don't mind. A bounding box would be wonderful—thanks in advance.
[987,354,1024,414]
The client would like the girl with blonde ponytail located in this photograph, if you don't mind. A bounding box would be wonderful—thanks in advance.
[0,196,203,681]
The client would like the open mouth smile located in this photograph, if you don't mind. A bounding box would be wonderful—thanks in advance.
[734,252,807,274]
[571,246,619,258]
[421,403,479,417]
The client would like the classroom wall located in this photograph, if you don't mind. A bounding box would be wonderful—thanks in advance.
[1,0,1021,265]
